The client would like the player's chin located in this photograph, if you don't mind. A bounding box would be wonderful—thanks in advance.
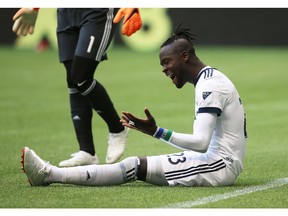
[174,80,185,89]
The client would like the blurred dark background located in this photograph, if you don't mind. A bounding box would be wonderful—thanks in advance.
[1,8,288,48]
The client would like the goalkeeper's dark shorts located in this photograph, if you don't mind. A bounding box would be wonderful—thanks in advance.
[56,8,118,63]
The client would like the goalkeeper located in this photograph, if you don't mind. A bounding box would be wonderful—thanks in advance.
[12,8,142,165]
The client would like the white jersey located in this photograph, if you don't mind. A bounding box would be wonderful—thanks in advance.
[194,66,247,173]
[149,66,247,186]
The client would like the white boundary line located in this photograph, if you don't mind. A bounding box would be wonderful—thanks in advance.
[162,177,288,208]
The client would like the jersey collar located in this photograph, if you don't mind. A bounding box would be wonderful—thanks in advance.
[194,66,213,86]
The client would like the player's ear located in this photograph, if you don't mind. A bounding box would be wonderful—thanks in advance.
[181,50,189,62]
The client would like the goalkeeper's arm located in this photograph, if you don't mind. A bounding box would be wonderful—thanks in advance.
[12,8,39,36]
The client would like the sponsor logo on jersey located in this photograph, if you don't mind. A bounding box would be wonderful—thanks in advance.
[202,91,212,100]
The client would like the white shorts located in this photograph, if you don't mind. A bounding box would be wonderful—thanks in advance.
[145,151,238,186]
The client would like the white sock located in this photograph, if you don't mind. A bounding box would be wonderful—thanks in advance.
[45,156,138,186]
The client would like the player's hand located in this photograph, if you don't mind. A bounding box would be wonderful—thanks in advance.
[12,8,39,36]
[121,107,158,136]
[113,8,142,36]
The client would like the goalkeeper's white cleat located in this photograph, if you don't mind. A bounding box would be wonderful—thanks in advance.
[106,127,129,164]
[21,147,51,186]
[59,151,99,167]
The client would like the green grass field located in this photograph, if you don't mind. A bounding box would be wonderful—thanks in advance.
[0,46,288,211]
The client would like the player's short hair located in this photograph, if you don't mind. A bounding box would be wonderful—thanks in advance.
[161,23,197,55]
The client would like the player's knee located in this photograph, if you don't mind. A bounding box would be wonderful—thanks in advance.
[119,156,138,183]
[63,60,76,89]
[70,56,98,87]
[145,156,169,186]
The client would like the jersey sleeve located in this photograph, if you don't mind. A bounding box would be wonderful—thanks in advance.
[153,112,217,152]
[196,79,229,116]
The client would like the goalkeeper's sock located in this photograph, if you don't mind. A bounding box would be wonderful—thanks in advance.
[81,80,124,134]
[69,91,95,156]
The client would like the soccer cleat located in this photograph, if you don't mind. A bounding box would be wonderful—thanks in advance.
[59,151,99,167]
[21,147,51,186]
[106,127,129,164]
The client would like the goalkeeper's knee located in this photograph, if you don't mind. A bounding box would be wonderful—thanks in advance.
[70,56,98,93]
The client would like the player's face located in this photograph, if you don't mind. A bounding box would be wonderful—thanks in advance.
[159,45,186,89]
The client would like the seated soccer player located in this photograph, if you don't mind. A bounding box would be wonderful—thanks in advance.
[21,25,247,187]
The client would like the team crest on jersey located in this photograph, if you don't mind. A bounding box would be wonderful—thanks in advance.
[202,91,212,100]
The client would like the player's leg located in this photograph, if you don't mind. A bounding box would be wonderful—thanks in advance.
[70,56,124,135]
[56,9,98,167]
[21,149,237,187]
[137,156,169,186]
[48,156,138,186]
[61,60,99,166]
[21,147,138,186]
[54,155,169,186]
[146,151,237,186]
[22,146,175,187]
[71,8,128,164]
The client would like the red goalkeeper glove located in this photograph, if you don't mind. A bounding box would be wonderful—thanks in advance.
[12,8,39,36]
[113,8,142,36]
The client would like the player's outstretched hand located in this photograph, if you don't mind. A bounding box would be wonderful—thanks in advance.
[113,8,142,36]
[12,8,39,36]
[121,107,157,136]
